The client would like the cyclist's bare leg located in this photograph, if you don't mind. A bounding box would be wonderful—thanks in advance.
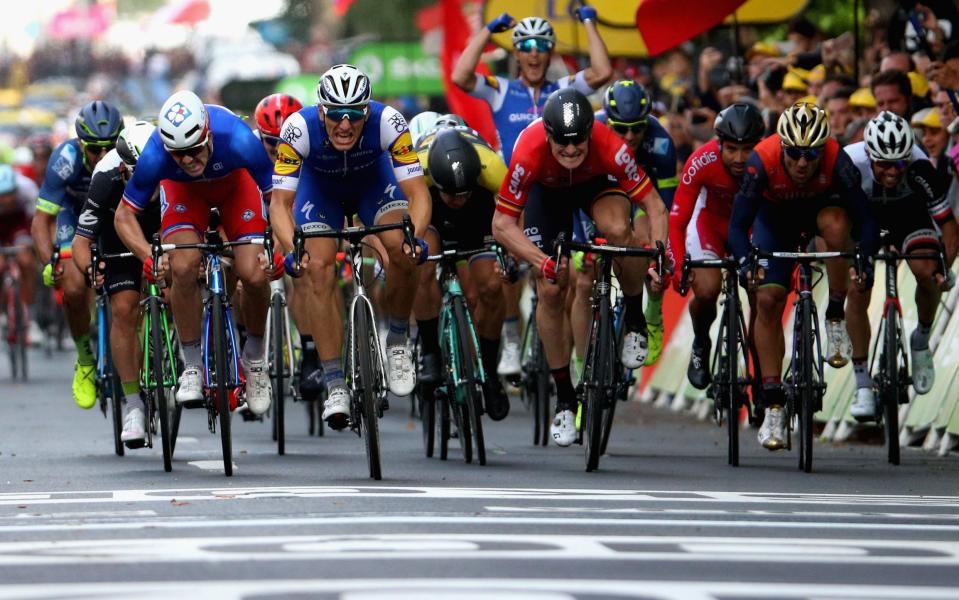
[109,290,142,389]
[689,267,721,340]
[570,262,595,361]
[375,209,418,332]
[590,193,644,296]
[534,265,572,369]
[15,247,35,305]
[817,207,853,298]
[412,228,442,322]
[60,258,92,340]
[753,285,788,381]
[303,237,341,362]
[911,258,941,326]
[846,284,871,360]
[232,244,269,340]
[470,258,504,340]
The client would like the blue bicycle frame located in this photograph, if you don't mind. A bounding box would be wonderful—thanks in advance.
[201,253,242,394]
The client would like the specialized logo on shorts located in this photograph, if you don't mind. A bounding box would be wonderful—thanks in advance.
[614,144,641,183]
[390,132,417,165]
[682,150,718,185]
[384,183,397,200]
[174,204,187,213]
[274,143,301,176]
[164,102,193,127]
[242,208,255,222]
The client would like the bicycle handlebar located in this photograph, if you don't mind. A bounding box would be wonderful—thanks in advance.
[553,232,665,281]
[678,256,739,297]
[749,245,865,286]
[291,215,415,272]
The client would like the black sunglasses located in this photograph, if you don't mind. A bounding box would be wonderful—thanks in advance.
[784,146,822,161]
[169,141,208,159]
[609,119,647,135]
[550,132,590,147]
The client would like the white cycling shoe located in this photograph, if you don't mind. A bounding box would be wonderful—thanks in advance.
[850,386,878,421]
[323,387,351,430]
[550,409,578,447]
[386,344,416,396]
[176,367,203,405]
[243,358,272,415]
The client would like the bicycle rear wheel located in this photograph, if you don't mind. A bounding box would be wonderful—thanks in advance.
[454,298,485,466]
[150,299,176,472]
[419,383,436,458]
[211,294,233,477]
[269,294,286,456]
[12,286,27,380]
[354,305,382,480]
[726,299,741,467]
[584,307,613,472]
[799,299,814,473]
[438,387,450,460]
[884,312,901,466]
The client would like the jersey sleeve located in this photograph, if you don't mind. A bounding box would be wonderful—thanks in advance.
[558,70,596,95]
[607,134,654,202]
[76,170,114,240]
[231,119,274,195]
[495,126,539,218]
[832,149,877,257]
[122,135,166,213]
[379,106,423,183]
[272,112,310,192]
[668,153,707,270]
[37,142,79,215]
[906,158,954,226]
[469,75,509,112]
[729,153,767,264]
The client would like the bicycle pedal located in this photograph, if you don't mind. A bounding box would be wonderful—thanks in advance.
[123,438,146,450]
[179,399,205,410]
[326,413,349,431]
[239,408,258,422]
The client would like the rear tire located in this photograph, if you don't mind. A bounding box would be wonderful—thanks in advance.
[454,299,485,466]
[269,294,286,456]
[884,313,901,466]
[354,306,382,480]
[151,300,175,472]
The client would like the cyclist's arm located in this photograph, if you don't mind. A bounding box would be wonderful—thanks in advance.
[232,119,275,203]
[492,210,544,268]
[493,132,544,266]
[114,202,150,262]
[30,211,56,265]
[451,27,493,92]
[33,145,72,264]
[641,186,669,249]
[907,158,959,264]
[71,233,92,277]
[833,149,876,257]
[382,110,431,236]
[272,114,311,252]
[728,154,766,264]
[269,189,297,254]
[668,156,705,269]
[579,19,613,89]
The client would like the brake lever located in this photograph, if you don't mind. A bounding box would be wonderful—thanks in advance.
[293,226,304,274]
[655,240,665,281]
[679,255,691,297]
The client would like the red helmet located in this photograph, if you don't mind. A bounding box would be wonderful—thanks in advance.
[255,93,303,137]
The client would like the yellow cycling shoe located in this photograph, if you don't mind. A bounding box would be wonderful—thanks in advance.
[644,320,664,366]
[73,362,97,409]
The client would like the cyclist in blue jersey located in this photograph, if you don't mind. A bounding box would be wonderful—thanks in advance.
[114,90,275,416]
[31,100,123,410]
[451,10,612,163]
[268,64,432,430]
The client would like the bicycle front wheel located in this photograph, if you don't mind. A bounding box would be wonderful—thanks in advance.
[211,294,233,477]
[585,308,614,472]
[453,298,485,466]
[150,299,176,472]
[354,305,382,480]
[799,299,815,473]
[110,372,124,457]
[269,293,286,456]
[884,312,902,466]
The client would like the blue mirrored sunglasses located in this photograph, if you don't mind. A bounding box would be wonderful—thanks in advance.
[784,146,822,161]
[324,106,368,122]
[514,38,554,53]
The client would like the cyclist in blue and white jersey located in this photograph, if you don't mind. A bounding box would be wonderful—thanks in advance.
[268,64,432,430]
[31,100,123,410]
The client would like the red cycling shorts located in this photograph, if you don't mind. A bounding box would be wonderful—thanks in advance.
[159,170,267,241]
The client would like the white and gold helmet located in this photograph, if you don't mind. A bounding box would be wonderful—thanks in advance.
[777,102,831,148]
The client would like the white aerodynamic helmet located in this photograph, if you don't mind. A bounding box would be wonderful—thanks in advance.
[317,64,372,107]
[864,110,914,161]
[408,111,441,145]
[116,120,157,171]
[158,90,208,150]
[512,16,555,46]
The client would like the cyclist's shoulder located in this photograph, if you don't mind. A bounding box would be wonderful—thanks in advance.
[680,139,723,183]
[46,139,83,182]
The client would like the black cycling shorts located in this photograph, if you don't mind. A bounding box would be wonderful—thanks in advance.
[522,177,626,255]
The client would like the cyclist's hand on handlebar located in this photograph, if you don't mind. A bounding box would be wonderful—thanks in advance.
[142,255,169,284]
[740,264,764,290]
[404,237,429,265]
[258,251,285,281]
[42,262,63,288]
[673,267,695,294]
[539,255,568,286]
[83,262,105,289]
[283,251,306,278]
[646,263,668,293]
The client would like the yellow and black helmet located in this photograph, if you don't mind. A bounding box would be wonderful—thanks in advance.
[777,102,831,148]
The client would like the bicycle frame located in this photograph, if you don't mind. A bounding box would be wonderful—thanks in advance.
[201,251,243,416]
[435,251,487,403]
[140,280,177,392]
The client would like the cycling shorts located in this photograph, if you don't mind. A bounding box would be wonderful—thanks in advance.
[159,169,267,241]
[428,188,495,261]
[523,177,625,255]
[293,154,408,232]
[686,207,729,261]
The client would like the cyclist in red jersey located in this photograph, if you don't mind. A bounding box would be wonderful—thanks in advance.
[492,88,668,447]
[668,103,765,390]
[729,102,876,451]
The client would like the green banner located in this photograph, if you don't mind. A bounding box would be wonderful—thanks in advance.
[350,42,443,97]
[275,75,319,106]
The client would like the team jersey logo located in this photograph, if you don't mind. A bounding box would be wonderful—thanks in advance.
[614,144,641,182]
[390,131,418,165]
[274,143,302,176]
[164,102,193,127]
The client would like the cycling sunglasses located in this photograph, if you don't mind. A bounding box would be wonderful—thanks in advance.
[81,139,115,154]
[261,133,281,147]
[550,131,590,147]
[168,135,210,159]
[514,38,554,53]
[323,105,368,122]
[608,118,648,135]
[872,159,907,170]
[783,146,822,161]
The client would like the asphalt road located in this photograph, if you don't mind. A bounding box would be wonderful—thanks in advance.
[1,347,958,599]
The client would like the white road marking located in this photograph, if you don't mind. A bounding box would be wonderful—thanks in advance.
[0,579,956,600]
[0,485,956,508]
[12,510,157,520]
[482,505,959,520]
[0,533,954,566]
[187,460,235,471]
[1,514,958,534]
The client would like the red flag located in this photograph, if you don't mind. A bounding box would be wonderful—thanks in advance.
[441,0,498,150]
[635,0,747,56]
[332,0,357,17]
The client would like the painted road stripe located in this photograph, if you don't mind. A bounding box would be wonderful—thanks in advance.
[0,579,956,600]
[1,514,959,534]
[0,485,956,507]
[0,533,956,566]
[483,505,959,520]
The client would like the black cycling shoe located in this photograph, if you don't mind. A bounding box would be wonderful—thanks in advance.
[483,378,510,421]
[419,353,441,385]
[687,338,711,390]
